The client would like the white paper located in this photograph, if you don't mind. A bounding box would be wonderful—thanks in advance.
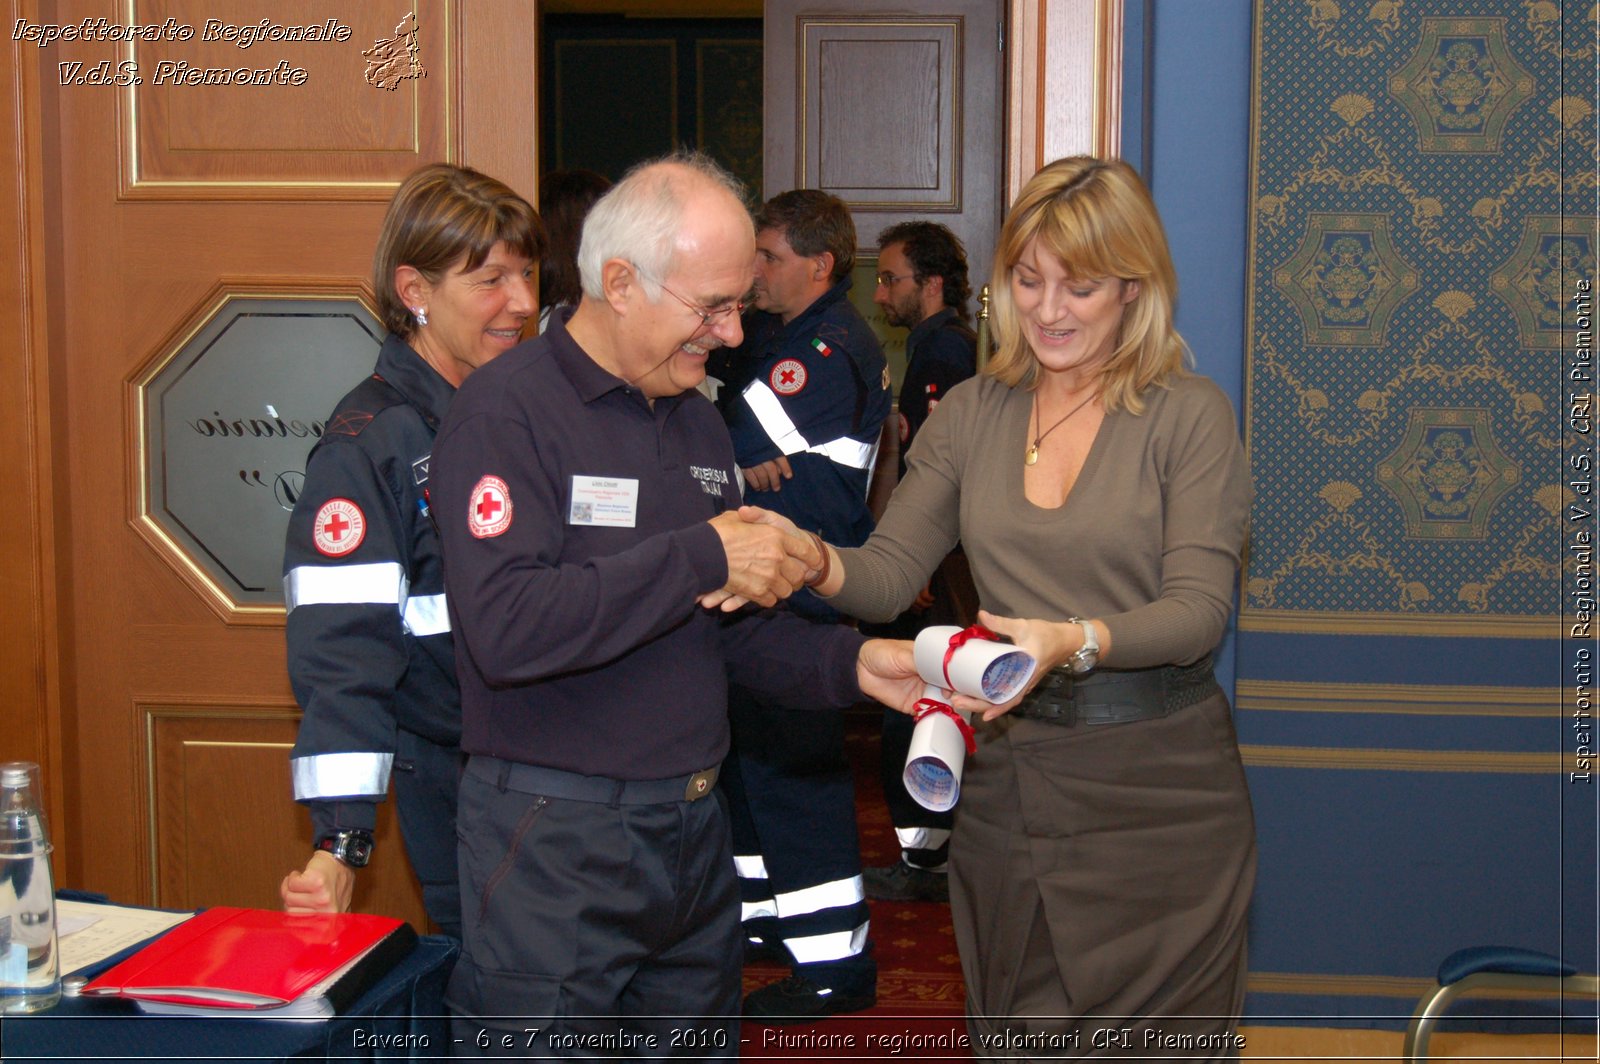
[903,684,972,813]
[913,625,1036,703]
[56,900,195,976]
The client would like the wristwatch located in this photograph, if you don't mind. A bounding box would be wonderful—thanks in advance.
[1066,617,1100,675]
[315,829,374,868]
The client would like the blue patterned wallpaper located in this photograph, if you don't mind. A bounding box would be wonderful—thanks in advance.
[1242,2,1594,636]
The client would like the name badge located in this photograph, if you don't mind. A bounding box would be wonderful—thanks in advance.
[569,476,639,527]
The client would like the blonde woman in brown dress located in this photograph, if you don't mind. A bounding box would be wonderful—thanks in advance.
[810,156,1256,1058]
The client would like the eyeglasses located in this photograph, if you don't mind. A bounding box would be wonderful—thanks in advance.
[875,271,916,287]
[632,263,745,328]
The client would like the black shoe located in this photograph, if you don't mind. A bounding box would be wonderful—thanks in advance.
[742,975,877,1021]
[863,861,949,902]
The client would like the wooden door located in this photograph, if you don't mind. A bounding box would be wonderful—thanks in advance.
[8,0,537,924]
[763,0,1004,286]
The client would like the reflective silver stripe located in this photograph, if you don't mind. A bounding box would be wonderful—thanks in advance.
[808,434,877,471]
[402,593,450,636]
[741,898,778,922]
[742,381,812,455]
[733,854,769,879]
[896,826,951,851]
[742,377,883,470]
[291,752,394,800]
[783,921,871,964]
[741,381,878,470]
[773,874,863,918]
[284,563,406,612]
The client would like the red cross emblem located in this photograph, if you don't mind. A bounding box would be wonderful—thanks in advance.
[469,475,514,538]
[770,358,807,396]
[312,499,366,557]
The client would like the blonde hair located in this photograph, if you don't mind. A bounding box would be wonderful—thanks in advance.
[986,156,1187,413]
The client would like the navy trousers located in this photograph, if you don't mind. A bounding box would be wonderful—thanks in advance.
[446,761,741,1058]
[722,687,875,995]
[393,727,464,940]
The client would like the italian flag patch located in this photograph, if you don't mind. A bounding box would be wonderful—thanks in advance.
[811,338,833,357]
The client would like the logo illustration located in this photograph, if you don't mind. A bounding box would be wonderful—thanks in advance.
[364,12,425,90]
[313,498,366,557]
[770,358,807,396]
[469,476,513,538]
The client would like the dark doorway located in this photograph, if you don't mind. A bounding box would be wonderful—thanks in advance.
[540,9,762,190]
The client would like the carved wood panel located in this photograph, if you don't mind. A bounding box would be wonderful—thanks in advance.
[765,0,1003,287]
[118,0,451,199]
[146,704,426,924]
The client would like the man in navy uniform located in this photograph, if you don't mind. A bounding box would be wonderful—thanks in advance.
[429,154,921,1056]
[862,221,979,904]
[713,189,891,1019]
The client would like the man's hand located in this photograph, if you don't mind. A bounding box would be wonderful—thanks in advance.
[741,456,794,493]
[856,638,924,714]
[706,506,820,608]
[280,850,355,914]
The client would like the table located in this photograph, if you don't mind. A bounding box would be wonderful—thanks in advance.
[3,900,458,1063]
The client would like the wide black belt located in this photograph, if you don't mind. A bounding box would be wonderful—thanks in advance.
[468,756,718,805]
[1011,656,1220,728]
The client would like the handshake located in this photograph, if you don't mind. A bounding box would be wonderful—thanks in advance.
[702,505,829,611]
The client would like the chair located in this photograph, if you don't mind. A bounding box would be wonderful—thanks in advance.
[1403,945,1599,1062]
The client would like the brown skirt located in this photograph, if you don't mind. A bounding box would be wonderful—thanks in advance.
[950,692,1256,1061]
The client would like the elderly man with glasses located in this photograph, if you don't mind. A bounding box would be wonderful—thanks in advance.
[431,155,921,1056]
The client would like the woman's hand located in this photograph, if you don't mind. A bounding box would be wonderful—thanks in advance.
[948,609,1107,721]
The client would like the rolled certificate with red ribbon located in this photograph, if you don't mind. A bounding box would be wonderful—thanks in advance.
[912,624,1037,703]
[902,625,1037,812]
[903,684,976,812]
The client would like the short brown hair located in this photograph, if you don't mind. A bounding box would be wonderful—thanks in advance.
[987,156,1185,414]
[372,164,544,337]
[755,189,856,282]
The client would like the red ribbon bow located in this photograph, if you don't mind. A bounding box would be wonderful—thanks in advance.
[913,697,977,755]
[941,624,998,691]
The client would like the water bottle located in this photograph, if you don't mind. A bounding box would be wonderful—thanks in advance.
[0,761,60,1012]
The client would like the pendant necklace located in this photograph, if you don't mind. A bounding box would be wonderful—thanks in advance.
[1025,388,1097,466]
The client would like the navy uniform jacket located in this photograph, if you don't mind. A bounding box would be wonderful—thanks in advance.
[722,279,891,554]
[898,308,977,479]
[429,312,869,778]
[285,334,459,840]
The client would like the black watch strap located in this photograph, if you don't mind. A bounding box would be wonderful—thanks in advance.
[315,829,375,868]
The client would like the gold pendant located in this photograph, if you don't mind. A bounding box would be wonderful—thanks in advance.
[1025,445,1039,466]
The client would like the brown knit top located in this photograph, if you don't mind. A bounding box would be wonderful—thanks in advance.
[828,371,1251,668]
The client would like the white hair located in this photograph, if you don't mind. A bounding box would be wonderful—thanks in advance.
[577,151,749,301]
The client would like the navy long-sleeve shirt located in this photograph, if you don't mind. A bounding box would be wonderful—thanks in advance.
[430,312,868,779]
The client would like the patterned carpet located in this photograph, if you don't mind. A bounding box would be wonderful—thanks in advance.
[739,709,974,1058]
